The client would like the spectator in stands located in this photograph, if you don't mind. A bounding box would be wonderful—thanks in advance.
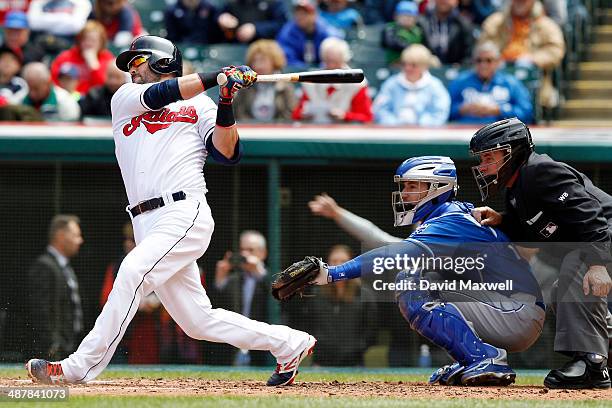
[27,215,84,360]
[458,0,500,25]
[218,0,288,43]
[373,44,449,126]
[50,21,114,97]
[209,231,269,366]
[311,245,377,367]
[292,37,373,123]
[79,61,127,119]
[362,0,401,24]
[0,46,28,104]
[319,0,363,36]
[56,63,81,100]
[0,0,31,26]
[27,0,91,38]
[234,40,294,122]
[100,222,162,364]
[19,62,80,121]
[479,0,565,108]
[542,0,567,26]
[164,0,225,45]
[277,0,341,67]
[1,11,45,64]
[89,0,144,48]
[382,1,425,65]
[418,0,475,65]
[448,41,533,124]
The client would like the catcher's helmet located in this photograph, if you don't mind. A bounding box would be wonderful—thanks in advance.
[469,117,534,201]
[392,156,458,227]
[116,35,183,77]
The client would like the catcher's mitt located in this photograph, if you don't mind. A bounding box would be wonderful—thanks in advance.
[272,256,322,301]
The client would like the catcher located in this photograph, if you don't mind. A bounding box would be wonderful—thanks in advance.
[273,156,545,386]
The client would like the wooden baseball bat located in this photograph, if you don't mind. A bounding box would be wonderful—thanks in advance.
[216,69,364,85]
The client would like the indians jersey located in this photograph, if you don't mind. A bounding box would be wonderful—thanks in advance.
[111,82,217,206]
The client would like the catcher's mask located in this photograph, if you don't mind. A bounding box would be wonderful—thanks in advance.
[469,117,534,201]
[116,35,183,77]
[392,156,458,227]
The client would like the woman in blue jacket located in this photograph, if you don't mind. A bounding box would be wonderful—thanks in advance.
[373,44,450,126]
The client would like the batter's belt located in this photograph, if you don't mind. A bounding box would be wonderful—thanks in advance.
[129,191,186,217]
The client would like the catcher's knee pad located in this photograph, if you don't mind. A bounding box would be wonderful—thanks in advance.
[397,290,501,366]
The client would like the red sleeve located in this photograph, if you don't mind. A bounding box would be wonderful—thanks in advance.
[291,91,309,121]
[343,86,373,123]
[100,263,116,308]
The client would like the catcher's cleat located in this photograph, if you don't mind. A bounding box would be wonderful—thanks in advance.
[460,353,516,386]
[26,359,65,384]
[429,362,465,385]
[544,354,611,389]
[267,335,317,386]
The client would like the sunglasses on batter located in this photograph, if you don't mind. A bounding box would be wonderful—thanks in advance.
[128,55,149,69]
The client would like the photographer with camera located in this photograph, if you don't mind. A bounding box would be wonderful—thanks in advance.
[208,230,269,366]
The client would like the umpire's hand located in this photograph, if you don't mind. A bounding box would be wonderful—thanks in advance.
[583,265,612,297]
[472,206,502,226]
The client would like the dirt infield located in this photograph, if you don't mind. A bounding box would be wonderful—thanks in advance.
[3,377,612,401]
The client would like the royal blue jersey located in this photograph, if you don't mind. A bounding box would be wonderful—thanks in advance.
[329,201,542,299]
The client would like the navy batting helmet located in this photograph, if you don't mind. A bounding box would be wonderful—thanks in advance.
[116,35,183,77]
[469,118,534,201]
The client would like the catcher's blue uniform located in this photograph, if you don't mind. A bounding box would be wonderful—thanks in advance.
[327,200,544,386]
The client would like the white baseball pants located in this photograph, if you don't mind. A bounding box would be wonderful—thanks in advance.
[60,192,311,383]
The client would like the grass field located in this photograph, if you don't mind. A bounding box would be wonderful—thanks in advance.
[1,365,611,408]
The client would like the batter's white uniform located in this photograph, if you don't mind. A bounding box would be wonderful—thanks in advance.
[59,82,311,383]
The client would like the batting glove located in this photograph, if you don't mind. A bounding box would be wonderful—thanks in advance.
[219,65,258,103]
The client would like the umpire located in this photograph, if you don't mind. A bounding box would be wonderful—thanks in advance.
[469,118,612,389]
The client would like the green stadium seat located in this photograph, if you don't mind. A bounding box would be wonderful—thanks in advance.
[429,65,463,87]
[347,23,385,46]
[349,42,386,65]
[132,0,169,37]
[203,44,249,66]
[504,63,542,122]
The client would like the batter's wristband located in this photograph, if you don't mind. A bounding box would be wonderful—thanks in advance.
[198,71,222,90]
[216,100,236,127]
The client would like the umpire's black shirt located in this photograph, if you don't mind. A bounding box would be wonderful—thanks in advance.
[499,152,612,267]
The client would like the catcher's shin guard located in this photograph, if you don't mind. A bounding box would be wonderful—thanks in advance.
[396,287,501,367]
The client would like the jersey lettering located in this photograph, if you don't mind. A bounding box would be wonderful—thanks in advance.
[123,106,198,136]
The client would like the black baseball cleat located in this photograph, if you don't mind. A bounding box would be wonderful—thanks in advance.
[267,335,317,386]
[544,354,611,389]
[26,359,66,384]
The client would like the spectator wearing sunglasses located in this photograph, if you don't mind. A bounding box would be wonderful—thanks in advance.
[448,41,533,124]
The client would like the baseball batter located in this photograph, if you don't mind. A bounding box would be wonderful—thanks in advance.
[26,35,316,387]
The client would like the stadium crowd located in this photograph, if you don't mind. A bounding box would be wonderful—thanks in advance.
[0,0,579,124]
